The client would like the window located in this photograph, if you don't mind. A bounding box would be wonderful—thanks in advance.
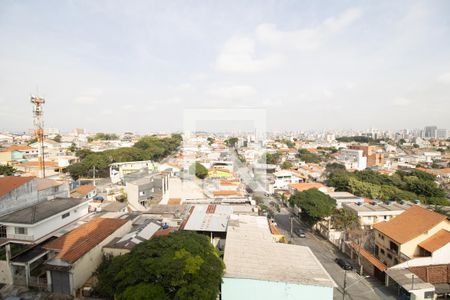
[387,254,392,259]
[389,241,399,254]
[380,249,385,255]
[0,226,6,238]
[139,191,145,196]
[15,227,27,235]
[62,212,70,219]
[424,291,434,299]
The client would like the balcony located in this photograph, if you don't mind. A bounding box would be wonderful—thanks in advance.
[8,234,34,241]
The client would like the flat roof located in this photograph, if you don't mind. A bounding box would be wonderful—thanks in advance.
[0,198,88,225]
[223,215,335,288]
[386,268,434,292]
[183,204,232,232]
[343,202,412,214]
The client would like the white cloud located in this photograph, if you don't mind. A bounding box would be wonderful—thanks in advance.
[393,97,411,106]
[74,96,97,104]
[437,72,450,84]
[323,89,334,98]
[323,8,362,32]
[207,85,257,99]
[216,37,283,73]
[256,24,321,51]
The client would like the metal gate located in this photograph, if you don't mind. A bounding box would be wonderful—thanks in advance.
[51,270,70,295]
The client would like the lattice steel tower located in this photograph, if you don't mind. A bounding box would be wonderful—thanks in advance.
[31,95,46,178]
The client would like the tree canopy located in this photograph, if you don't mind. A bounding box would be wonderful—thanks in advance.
[189,162,208,179]
[281,160,293,169]
[289,189,336,223]
[94,231,224,300]
[259,152,281,165]
[65,134,182,180]
[224,137,238,147]
[326,168,449,205]
[297,149,321,163]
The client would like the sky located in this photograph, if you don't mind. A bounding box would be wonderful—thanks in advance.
[0,0,450,133]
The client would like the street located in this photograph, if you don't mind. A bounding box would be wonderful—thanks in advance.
[274,208,398,300]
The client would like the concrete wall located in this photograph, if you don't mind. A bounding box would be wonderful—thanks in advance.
[0,179,39,217]
[70,221,132,296]
[221,277,333,300]
[410,264,450,284]
[37,183,69,201]
[102,247,130,257]
[0,260,13,284]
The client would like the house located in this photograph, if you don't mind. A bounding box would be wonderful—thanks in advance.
[109,160,156,184]
[373,205,450,267]
[125,173,169,211]
[336,149,367,170]
[343,201,414,229]
[15,161,61,178]
[272,170,302,190]
[222,215,336,300]
[0,145,37,164]
[29,139,63,158]
[0,198,89,244]
[325,192,364,208]
[348,145,384,167]
[43,218,131,296]
[70,185,96,199]
[36,178,69,201]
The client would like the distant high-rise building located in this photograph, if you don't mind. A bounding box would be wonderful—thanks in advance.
[424,126,438,139]
[437,128,448,139]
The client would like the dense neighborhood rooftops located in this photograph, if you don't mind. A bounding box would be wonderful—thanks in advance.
[0,198,87,224]
[224,214,335,288]
[70,185,95,196]
[105,221,161,250]
[102,201,127,212]
[44,217,129,263]
[418,229,450,253]
[0,176,35,198]
[326,192,361,200]
[373,205,448,244]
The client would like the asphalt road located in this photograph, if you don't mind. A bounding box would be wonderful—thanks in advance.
[273,208,399,300]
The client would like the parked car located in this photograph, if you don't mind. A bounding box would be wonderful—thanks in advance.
[335,258,352,270]
[295,229,306,238]
[93,195,104,201]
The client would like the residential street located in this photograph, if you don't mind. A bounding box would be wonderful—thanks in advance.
[274,208,399,300]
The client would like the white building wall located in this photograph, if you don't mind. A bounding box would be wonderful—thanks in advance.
[70,221,132,295]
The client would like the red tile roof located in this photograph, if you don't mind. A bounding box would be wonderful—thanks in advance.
[418,229,450,253]
[289,182,326,192]
[0,176,35,198]
[212,190,242,196]
[1,145,34,152]
[373,206,448,244]
[350,242,386,271]
[71,185,96,196]
[44,218,128,263]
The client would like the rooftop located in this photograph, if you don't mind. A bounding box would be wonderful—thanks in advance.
[70,185,96,196]
[418,229,450,253]
[0,176,34,198]
[373,205,448,244]
[289,182,326,192]
[343,201,413,214]
[183,204,232,232]
[0,198,87,224]
[36,178,64,191]
[224,214,335,287]
[44,217,129,264]
[385,268,434,292]
[1,145,34,152]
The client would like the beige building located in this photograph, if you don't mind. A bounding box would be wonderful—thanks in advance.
[373,205,450,267]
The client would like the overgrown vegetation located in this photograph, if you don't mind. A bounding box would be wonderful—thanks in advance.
[336,136,383,144]
[297,149,321,163]
[281,160,293,169]
[94,231,224,300]
[259,152,281,165]
[224,137,238,148]
[88,132,119,142]
[65,134,182,180]
[326,168,449,205]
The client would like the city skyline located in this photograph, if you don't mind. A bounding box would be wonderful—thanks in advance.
[1,0,450,132]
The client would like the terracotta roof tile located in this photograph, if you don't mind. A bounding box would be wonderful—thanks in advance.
[289,182,326,192]
[1,145,34,152]
[0,176,35,198]
[350,242,386,271]
[71,185,96,196]
[168,198,181,205]
[373,206,448,244]
[212,190,242,196]
[44,218,128,263]
[418,229,450,253]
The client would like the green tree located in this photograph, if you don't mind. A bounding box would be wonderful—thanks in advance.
[331,209,358,231]
[207,137,215,146]
[52,134,62,143]
[224,137,238,148]
[289,189,336,223]
[0,165,16,176]
[189,162,208,179]
[259,152,281,165]
[281,161,293,169]
[297,149,321,163]
[325,163,346,173]
[94,231,224,300]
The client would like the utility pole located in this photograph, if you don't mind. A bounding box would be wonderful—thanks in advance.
[290,216,293,237]
[342,269,348,300]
